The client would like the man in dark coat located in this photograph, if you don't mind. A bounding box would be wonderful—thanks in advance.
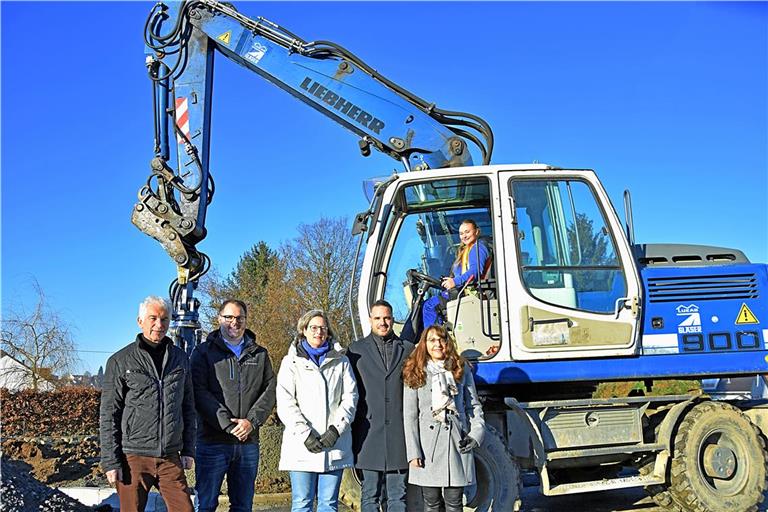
[100,296,195,512]
[190,299,276,512]
[347,299,414,512]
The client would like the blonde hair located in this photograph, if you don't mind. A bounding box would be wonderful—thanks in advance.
[296,309,336,339]
[453,219,481,268]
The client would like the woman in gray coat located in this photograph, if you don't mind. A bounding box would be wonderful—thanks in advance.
[403,325,485,512]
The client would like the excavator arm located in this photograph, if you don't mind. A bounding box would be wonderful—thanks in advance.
[131,0,493,351]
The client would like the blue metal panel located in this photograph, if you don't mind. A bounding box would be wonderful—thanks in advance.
[146,2,474,173]
[145,2,215,229]
[474,263,768,385]
[640,263,768,354]
[173,32,214,229]
[473,350,768,385]
[194,14,469,170]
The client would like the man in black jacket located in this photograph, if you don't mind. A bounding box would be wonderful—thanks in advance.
[190,299,276,512]
[100,296,195,512]
[347,299,414,512]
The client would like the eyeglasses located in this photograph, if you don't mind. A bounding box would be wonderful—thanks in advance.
[307,325,328,333]
[427,337,446,343]
[220,315,246,323]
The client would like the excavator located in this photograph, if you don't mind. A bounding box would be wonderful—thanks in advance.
[133,1,768,510]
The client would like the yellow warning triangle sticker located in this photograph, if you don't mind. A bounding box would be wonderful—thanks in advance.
[217,31,231,45]
[735,303,760,324]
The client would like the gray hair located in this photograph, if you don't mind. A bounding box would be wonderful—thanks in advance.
[138,296,171,321]
[296,309,335,340]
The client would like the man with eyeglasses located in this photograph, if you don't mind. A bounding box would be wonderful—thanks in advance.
[347,299,415,512]
[190,299,276,512]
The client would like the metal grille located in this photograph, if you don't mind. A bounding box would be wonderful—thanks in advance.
[647,273,758,303]
[541,408,642,449]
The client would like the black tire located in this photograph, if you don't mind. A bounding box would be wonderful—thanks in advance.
[643,472,683,511]
[339,469,425,511]
[668,401,767,512]
[641,419,683,511]
[463,425,522,511]
[339,426,521,512]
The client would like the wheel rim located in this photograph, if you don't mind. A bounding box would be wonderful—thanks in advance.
[696,427,749,495]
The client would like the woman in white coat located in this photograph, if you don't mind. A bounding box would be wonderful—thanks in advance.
[403,325,485,512]
[277,309,358,512]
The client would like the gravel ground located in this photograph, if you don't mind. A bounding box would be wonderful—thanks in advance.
[2,454,765,512]
[0,457,95,512]
[520,486,768,511]
[257,487,767,512]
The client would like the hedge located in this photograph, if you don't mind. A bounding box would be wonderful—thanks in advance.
[1,387,289,492]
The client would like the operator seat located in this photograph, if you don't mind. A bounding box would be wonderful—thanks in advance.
[447,235,500,359]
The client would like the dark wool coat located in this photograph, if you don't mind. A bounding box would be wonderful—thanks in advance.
[346,333,414,471]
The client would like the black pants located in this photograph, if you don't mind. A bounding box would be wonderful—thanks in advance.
[421,486,463,512]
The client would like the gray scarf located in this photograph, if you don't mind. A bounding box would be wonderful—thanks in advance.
[427,359,458,423]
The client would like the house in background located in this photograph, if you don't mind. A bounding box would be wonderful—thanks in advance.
[59,371,101,388]
[0,350,55,391]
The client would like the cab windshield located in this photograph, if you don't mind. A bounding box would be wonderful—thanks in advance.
[380,177,493,322]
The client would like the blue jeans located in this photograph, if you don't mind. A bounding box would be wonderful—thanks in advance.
[359,469,408,512]
[195,441,259,512]
[422,292,449,327]
[289,469,344,512]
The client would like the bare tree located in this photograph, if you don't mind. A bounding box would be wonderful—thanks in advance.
[1,280,79,391]
[249,260,301,365]
[281,216,359,345]
[200,216,360,369]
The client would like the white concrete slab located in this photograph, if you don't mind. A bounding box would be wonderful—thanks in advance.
[57,487,171,511]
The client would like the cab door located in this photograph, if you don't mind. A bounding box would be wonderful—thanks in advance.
[499,170,641,360]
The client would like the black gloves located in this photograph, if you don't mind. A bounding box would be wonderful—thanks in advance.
[458,436,478,454]
[305,426,339,453]
[304,433,323,453]
[318,425,339,449]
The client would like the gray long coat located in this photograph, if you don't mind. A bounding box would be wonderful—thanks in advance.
[403,363,485,487]
[347,333,415,471]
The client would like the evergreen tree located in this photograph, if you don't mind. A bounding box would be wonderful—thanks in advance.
[201,241,279,328]
[567,213,617,291]
[200,217,359,368]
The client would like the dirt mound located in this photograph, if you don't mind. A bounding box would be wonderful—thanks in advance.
[1,436,105,487]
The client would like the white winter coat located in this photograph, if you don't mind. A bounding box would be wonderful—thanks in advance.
[277,339,358,472]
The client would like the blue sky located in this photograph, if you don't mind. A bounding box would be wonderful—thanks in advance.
[2,1,766,373]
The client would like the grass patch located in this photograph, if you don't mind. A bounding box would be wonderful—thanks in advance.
[594,379,701,399]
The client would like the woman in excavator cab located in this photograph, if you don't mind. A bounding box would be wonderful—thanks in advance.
[421,219,492,327]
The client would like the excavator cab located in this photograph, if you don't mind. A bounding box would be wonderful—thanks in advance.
[359,172,502,358]
[357,165,642,362]
[397,209,501,359]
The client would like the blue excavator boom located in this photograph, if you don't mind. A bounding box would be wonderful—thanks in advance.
[130,0,493,352]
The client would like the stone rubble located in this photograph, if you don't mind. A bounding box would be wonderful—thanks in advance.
[0,456,95,512]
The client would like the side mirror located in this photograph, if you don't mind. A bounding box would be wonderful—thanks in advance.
[351,211,369,236]
[623,189,635,245]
